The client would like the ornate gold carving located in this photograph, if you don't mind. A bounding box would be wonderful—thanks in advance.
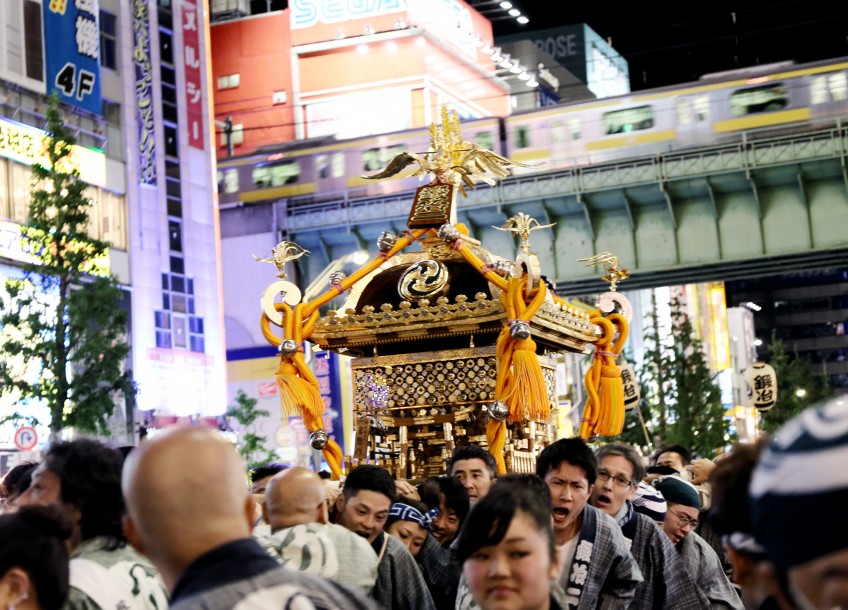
[397,260,450,300]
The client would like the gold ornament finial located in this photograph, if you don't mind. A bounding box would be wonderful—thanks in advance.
[577,252,630,291]
[253,241,310,279]
[494,213,555,252]
[361,105,533,197]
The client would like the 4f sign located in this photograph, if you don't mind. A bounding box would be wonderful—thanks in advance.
[14,426,38,451]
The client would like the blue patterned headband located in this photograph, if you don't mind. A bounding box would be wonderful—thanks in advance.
[389,502,440,530]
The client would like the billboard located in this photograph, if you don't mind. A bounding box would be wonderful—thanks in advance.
[181,0,205,150]
[43,0,102,115]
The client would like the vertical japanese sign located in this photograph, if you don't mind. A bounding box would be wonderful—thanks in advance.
[181,0,204,150]
[43,0,102,115]
[132,0,156,184]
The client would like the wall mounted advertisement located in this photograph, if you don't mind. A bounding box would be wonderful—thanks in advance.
[43,0,102,115]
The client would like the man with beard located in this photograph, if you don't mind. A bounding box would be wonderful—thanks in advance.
[654,475,742,609]
[333,464,435,610]
[536,438,642,608]
[590,443,708,609]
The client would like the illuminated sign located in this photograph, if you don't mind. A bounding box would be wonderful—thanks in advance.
[0,219,110,275]
[407,0,475,59]
[43,0,102,115]
[0,117,106,188]
[290,0,406,29]
[133,0,157,184]
[181,0,205,150]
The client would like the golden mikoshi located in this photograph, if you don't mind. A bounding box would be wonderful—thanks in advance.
[257,106,632,478]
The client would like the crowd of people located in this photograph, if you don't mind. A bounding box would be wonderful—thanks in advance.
[0,394,846,610]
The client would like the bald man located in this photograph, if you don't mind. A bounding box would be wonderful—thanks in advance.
[261,467,378,596]
[122,427,376,610]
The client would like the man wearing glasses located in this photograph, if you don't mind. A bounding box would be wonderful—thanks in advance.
[589,443,709,609]
[654,476,742,609]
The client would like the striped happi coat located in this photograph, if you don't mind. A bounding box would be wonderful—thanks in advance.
[557,504,643,609]
[621,507,710,609]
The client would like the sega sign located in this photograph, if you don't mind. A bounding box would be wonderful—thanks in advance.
[290,0,406,29]
[43,0,102,115]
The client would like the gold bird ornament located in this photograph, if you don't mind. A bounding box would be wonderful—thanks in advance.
[362,106,534,197]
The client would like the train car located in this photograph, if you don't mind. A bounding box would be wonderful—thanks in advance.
[216,116,503,207]
[216,56,848,206]
[504,56,848,174]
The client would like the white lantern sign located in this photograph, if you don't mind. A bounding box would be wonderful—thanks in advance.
[744,362,778,412]
[620,360,641,410]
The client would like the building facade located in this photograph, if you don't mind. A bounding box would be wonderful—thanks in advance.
[0,0,226,449]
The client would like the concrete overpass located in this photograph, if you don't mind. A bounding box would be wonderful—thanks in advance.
[220,123,848,297]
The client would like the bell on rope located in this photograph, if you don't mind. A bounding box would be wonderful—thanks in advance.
[377,231,397,252]
[278,339,298,356]
[488,401,509,421]
[309,429,329,450]
[509,320,531,340]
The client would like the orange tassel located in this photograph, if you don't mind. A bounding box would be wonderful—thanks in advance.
[505,337,549,421]
[275,360,323,421]
[486,419,507,474]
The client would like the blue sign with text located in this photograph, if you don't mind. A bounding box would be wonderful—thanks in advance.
[43,0,102,116]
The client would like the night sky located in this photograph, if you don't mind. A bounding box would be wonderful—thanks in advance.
[479,1,848,90]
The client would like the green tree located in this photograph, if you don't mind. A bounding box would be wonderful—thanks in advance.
[0,95,134,438]
[226,389,278,468]
[758,329,832,434]
[631,295,731,458]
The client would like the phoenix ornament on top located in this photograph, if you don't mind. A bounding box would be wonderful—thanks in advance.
[362,106,533,197]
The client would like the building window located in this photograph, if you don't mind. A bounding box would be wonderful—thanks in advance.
[159,31,174,65]
[218,74,241,90]
[168,220,182,252]
[100,10,117,70]
[23,0,44,81]
[164,124,179,157]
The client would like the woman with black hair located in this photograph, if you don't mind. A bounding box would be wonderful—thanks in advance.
[17,439,168,610]
[0,505,74,610]
[456,477,564,610]
[0,461,37,513]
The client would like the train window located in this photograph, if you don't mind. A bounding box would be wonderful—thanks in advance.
[694,97,710,121]
[568,118,582,140]
[550,120,566,144]
[475,131,494,150]
[331,153,345,178]
[252,160,300,188]
[316,154,330,179]
[730,84,788,116]
[222,168,239,194]
[676,100,692,125]
[514,125,531,148]
[362,145,406,172]
[812,76,828,104]
[830,72,847,101]
[603,106,654,135]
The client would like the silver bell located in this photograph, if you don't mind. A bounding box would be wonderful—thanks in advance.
[309,429,329,450]
[377,231,397,252]
[510,320,531,340]
[278,339,298,356]
[437,223,460,243]
[487,401,509,421]
[491,259,514,277]
[329,271,347,287]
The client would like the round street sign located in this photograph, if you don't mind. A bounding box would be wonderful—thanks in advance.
[13,426,38,451]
